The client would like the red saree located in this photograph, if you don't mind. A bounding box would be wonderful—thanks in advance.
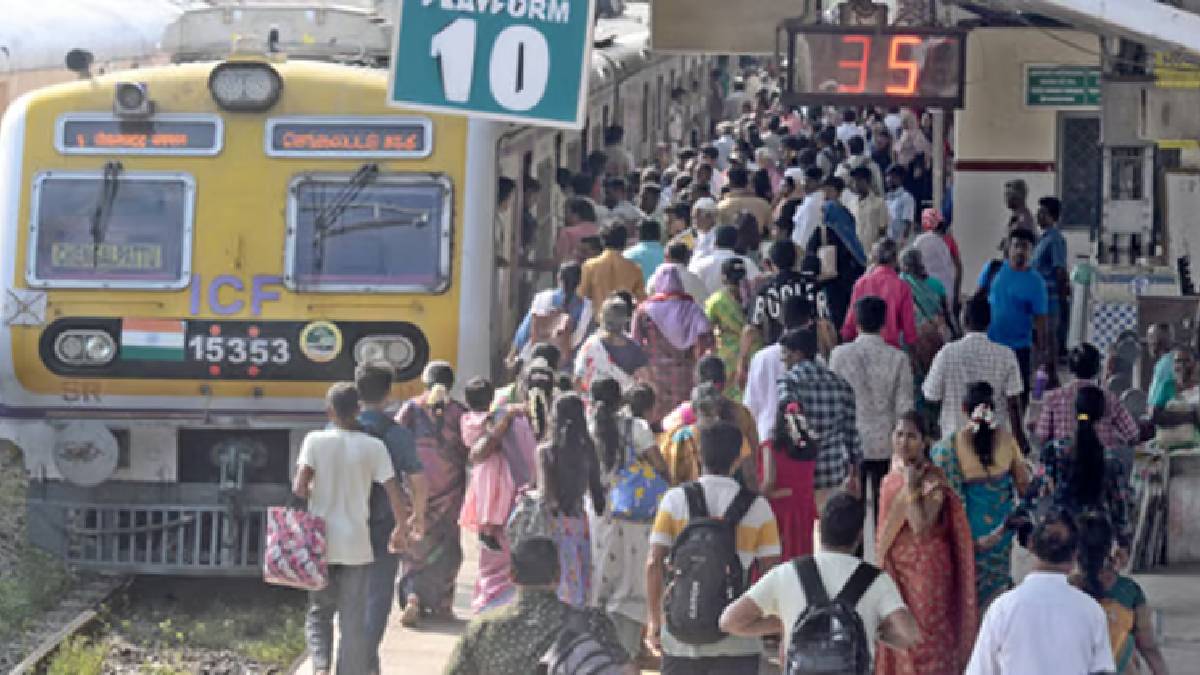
[875,464,977,675]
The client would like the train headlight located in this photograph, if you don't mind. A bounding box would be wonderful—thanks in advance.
[354,336,415,371]
[55,330,116,366]
[113,82,153,118]
[208,62,282,112]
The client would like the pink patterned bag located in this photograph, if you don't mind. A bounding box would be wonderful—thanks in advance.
[263,506,328,591]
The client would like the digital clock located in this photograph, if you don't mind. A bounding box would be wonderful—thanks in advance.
[780,24,966,108]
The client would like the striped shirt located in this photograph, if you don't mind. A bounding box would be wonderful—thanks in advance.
[651,475,781,658]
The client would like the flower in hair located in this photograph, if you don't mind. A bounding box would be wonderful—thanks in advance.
[1077,413,1090,422]
[968,404,996,432]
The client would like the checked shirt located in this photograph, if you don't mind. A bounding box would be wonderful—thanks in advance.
[778,359,862,489]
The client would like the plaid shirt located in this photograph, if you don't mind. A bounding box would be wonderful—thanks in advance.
[922,332,1024,438]
[1034,379,1139,449]
[778,359,862,489]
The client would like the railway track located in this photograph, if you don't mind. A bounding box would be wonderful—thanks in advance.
[2,574,129,674]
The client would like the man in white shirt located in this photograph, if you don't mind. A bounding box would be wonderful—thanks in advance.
[720,492,919,662]
[689,224,761,297]
[846,167,888,255]
[294,382,409,675]
[829,295,913,516]
[834,136,884,197]
[713,122,736,171]
[923,295,1030,453]
[743,294,817,441]
[791,166,827,249]
[883,107,904,140]
[836,109,865,147]
[966,510,1116,675]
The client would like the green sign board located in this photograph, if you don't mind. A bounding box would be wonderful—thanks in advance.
[1026,65,1101,106]
[389,0,596,129]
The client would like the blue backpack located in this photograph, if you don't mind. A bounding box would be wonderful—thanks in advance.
[608,418,668,522]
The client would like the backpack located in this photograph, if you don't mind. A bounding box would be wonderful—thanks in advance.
[978,259,1004,297]
[359,414,406,543]
[785,557,880,675]
[506,488,551,552]
[538,609,635,675]
[663,482,757,645]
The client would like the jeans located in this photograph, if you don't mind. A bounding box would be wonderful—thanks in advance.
[856,459,890,558]
[364,551,401,673]
[661,654,761,674]
[1014,346,1032,414]
[307,563,371,675]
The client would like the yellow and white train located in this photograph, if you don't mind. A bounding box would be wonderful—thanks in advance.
[0,1,710,573]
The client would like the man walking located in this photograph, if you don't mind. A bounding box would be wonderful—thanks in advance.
[355,363,428,666]
[744,295,817,442]
[717,165,772,229]
[579,224,646,309]
[646,421,781,674]
[779,328,862,508]
[1032,196,1069,359]
[720,492,918,664]
[689,224,761,297]
[979,227,1049,410]
[830,296,913,513]
[884,165,915,245]
[841,239,918,350]
[924,295,1029,449]
[966,510,1115,675]
[846,166,888,254]
[294,383,410,675]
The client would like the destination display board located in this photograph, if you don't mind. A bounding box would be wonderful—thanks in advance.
[57,115,222,155]
[782,24,966,108]
[265,118,433,158]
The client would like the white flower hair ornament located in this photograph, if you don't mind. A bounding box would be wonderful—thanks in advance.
[967,403,996,432]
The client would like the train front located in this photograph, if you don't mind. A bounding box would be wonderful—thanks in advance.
[0,57,468,573]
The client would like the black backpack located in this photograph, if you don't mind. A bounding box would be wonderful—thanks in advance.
[358,415,405,543]
[663,482,757,645]
[785,556,879,675]
[538,609,633,675]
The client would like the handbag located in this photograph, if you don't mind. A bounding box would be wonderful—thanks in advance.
[609,419,669,521]
[263,501,328,591]
[816,226,838,282]
[507,488,552,550]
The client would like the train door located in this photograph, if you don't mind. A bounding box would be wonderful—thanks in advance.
[492,142,529,378]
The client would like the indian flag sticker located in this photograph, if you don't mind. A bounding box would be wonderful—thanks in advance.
[121,319,186,361]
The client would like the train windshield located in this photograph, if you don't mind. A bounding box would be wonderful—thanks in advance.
[29,170,194,288]
[287,171,452,293]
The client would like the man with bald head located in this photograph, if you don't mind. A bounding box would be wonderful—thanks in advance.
[841,239,917,349]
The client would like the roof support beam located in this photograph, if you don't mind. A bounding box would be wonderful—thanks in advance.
[1008,0,1200,55]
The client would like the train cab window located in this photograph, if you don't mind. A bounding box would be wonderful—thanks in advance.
[286,172,452,293]
[28,170,194,289]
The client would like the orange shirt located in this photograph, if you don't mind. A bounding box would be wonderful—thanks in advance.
[579,249,646,309]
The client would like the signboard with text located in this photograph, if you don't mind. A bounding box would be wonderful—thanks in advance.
[1026,65,1101,107]
[389,0,596,129]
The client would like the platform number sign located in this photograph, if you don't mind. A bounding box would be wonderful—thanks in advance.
[389,0,597,129]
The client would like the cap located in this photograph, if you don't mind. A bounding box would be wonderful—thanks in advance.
[692,197,718,212]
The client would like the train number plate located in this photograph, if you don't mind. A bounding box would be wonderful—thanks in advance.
[186,334,291,365]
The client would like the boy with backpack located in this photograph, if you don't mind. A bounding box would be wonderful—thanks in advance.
[646,420,781,674]
[719,492,919,675]
[355,362,428,674]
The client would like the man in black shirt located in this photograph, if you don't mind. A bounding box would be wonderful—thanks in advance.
[738,240,814,386]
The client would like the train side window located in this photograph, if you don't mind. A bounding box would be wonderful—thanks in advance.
[642,82,649,144]
[28,171,194,289]
[285,172,453,293]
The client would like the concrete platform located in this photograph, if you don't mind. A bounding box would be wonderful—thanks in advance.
[296,538,1200,674]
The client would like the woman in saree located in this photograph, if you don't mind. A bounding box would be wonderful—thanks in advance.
[574,297,651,396]
[1073,511,1170,675]
[704,257,749,402]
[395,361,469,625]
[900,247,951,427]
[631,267,713,423]
[876,411,977,675]
[931,381,1031,611]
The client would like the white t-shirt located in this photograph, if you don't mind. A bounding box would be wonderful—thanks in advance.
[296,428,396,565]
[966,572,1115,675]
[744,551,907,657]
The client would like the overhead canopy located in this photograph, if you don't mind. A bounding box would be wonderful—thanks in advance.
[1005,0,1200,56]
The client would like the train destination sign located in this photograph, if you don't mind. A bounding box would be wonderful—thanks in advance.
[782,24,967,108]
[389,0,597,129]
[266,118,433,158]
[57,115,222,155]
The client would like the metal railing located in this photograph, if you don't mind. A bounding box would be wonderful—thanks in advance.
[64,504,267,576]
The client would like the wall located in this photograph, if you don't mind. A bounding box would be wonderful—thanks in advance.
[953,28,1100,288]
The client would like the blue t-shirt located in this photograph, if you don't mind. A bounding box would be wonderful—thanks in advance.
[980,261,1048,350]
[624,240,665,283]
[1031,227,1068,301]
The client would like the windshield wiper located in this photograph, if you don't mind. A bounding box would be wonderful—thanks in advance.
[89,161,123,254]
[311,163,379,275]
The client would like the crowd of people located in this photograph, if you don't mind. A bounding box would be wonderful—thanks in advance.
[288,66,1180,675]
